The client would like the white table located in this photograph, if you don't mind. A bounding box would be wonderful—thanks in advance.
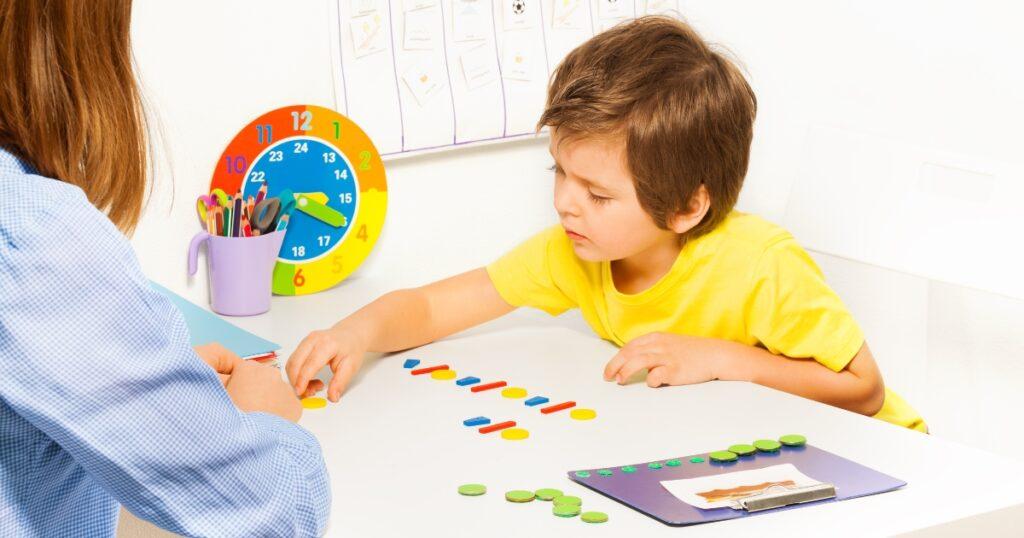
[219,277,1024,537]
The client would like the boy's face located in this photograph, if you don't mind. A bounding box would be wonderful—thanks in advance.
[550,130,678,262]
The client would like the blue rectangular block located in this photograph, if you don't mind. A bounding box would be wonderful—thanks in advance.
[524,396,550,407]
[403,358,421,369]
[463,416,491,427]
[456,376,481,386]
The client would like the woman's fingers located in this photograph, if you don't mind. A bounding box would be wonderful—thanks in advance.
[195,343,243,375]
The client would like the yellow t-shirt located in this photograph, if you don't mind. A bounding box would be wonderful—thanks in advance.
[486,212,926,432]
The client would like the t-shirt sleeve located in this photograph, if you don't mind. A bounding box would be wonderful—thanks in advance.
[745,238,864,372]
[486,226,577,316]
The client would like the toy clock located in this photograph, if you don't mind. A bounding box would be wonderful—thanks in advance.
[210,105,387,295]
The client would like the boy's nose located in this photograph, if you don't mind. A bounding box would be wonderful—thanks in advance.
[554,182,581,218]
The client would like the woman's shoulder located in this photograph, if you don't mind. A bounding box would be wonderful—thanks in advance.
[0,168,100,243]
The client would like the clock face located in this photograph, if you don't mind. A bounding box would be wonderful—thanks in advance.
[243,136,357,263]
[210,105,387,296]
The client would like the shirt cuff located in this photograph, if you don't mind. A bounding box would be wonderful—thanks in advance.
[247,412,328,481]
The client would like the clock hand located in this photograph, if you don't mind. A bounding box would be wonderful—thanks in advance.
[294,191,329,205]
[295,194,347,227]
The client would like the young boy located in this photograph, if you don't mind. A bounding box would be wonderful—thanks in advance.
[287,16,925,432]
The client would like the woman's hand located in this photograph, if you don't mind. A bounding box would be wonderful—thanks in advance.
[602,332,728,388]
[194,343,302,422]
[287,326,367,403]
[194,343,242,385]
[224,361,303,422]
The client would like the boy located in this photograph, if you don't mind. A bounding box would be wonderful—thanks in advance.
[287,16,925,432]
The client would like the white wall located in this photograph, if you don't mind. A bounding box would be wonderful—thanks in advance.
[130,0,1024,453]
[130,0,556,301]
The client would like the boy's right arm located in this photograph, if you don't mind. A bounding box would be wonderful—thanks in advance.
[288,267,515,401]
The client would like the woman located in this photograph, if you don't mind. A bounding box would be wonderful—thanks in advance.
[0,1,329,536]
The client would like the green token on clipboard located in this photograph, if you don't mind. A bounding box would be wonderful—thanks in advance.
[728,444,757,456]
[709,450,738,462]
[779,434,807,447]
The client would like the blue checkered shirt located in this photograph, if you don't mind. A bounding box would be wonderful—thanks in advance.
[0,148,330,537]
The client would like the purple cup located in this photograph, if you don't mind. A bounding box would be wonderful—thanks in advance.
[187,230,285,316]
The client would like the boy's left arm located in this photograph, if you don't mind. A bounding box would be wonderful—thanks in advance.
[603,334,886,416]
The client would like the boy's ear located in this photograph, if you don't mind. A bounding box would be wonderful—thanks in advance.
[667,184,711,234]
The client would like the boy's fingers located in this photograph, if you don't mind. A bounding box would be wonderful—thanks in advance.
[328,358,358,402]
[218,373,230,386]
[603,347,633,381]
[295,344,335,396]
[616,353,661,384]
[646,366,667,388]
[286,337,316,386]
[301,379,325,399]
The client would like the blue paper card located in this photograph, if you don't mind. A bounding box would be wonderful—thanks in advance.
[150,281,280,358]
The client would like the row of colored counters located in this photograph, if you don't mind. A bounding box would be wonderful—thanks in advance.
[404,358,598,423]
[458,484,608,524]
[461,416,529,440]
[572,434,808,477]
[573,457,684,479]
[708,434,807,462]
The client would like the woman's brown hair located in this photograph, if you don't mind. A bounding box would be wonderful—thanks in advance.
[539,16,757,241]
[0,0,148,234]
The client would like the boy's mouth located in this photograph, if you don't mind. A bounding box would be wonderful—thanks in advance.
[564,228,588,242]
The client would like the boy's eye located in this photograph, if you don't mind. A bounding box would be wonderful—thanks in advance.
[588,191,611,205]
[548,164,562,174]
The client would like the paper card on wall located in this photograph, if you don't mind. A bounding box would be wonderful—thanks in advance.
[350,0,380,17]
[502,0,533,31]
[404,0,438,11]
[644,0,677,15]
[597,0,630,20]
[350,13,388,58]
[452,0,489,42]
[461,44,499,89]
[502,38,533,81]
[404,9,439,50]
[551,0,586,30]
[402,58,448,105]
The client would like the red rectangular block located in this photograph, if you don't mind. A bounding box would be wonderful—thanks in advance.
[470,381,507,393]
[541,401,576,414]
[479,421,516,434]
[411,364,450,375]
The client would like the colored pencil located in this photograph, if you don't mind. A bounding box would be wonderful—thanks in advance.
[214,207,224,237]
[232,197,243,237]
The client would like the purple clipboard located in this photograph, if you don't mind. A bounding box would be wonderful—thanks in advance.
[568,444,905,526]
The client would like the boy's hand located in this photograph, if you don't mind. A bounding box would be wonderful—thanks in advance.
[287,326,367,403]
[603,332,724,388]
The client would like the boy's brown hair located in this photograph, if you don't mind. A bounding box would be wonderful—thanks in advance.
[538,16,756,240]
